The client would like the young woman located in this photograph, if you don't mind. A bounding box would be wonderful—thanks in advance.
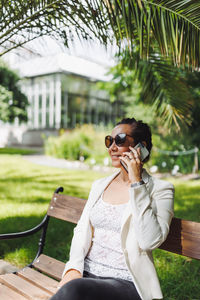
[50,118,174,300]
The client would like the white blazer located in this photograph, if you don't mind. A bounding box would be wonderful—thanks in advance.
[62,169,174,300]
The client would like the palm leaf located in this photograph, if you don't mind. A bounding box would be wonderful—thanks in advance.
[0,0,110,56]
[1,0,200,69]
[103,0,200,69]
[104,48,194,128]
[133,53,193,128]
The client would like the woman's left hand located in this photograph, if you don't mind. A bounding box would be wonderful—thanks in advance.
[120,146,143,184]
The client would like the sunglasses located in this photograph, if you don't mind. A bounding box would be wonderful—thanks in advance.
[105,133,133,148]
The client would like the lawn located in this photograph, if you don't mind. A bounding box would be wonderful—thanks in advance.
[0,154,199,300]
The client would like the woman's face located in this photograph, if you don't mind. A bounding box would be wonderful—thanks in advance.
[107,124,135,168]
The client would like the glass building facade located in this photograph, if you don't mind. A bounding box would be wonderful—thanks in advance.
[22,72,124,130]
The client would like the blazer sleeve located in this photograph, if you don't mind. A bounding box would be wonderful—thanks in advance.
[129,178,174,251]
[61,180,98,278]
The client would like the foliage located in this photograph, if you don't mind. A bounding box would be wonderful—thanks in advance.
[148,68,200,174]
[0,0,109,56]
[0,147,36,155]
[185,71,200,148]
[103,1,200,129]
[44,124,109,165]
[0,85,12,121]
[150,132,199,174]
[1,1,200,130]
[103,0,200,69]
[102,1,200,128]
[1,1,200,71]
[98,48,194,129]
[97,47,200,174]
[0,62,28,122]
[44,123,199,174]
[0,155,199,299]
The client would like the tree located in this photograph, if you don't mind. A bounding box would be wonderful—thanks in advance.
[100,1,200,127]
[0,62,28,122]
[185,71,200,148]
[0,0,109,56]
[103,0,200,69]
[1,1,200,68]
[1,0,200,127]
[98,48,194,129]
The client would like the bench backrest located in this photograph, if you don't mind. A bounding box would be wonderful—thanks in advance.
[47,193,200,260]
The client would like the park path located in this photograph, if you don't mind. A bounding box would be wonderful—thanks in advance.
[22,155,200,180]
[22,155,113,173]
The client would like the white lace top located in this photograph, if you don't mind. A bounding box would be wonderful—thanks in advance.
[84,193,133,281]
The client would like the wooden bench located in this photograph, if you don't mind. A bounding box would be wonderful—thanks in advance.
[0,186,200,299]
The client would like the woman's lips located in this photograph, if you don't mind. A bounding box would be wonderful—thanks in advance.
[111,155,121,160]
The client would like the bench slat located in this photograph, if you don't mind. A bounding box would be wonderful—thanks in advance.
[159,218,200,259]
[32,254,65,281]
[47,194,86,223]
[18,267,57,294]
[0,273,51,300]
[0,283,28,300]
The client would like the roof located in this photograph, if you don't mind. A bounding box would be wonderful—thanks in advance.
[13,53,112,82]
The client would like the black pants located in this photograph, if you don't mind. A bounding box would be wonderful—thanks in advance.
[50,271,141,300]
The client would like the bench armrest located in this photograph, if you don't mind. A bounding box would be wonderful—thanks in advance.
[0,215,49,240]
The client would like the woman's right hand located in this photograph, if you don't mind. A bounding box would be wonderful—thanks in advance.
[57,269,82,289]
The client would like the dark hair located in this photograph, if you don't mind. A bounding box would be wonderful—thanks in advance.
[116,118,152,162]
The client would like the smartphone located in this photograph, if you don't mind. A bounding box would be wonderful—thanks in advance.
[120,142,149,173]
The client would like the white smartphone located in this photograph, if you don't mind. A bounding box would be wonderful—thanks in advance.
[120,142,149,173]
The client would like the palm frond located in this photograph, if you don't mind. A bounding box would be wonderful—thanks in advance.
[104,48,194,128]
[1,0,200,69]
[132,52,193,127]
[103,0,200,69]
[0,0,110,56]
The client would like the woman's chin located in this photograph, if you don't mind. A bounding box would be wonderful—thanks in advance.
[111,160,121,168]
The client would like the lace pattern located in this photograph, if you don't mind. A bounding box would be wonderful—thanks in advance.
[84,194,133,281]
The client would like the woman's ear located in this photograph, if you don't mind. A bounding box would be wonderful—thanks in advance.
[142,141,147,147]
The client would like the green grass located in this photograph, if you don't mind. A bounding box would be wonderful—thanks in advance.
[0,155,199,299]
[0,147,37,155]
[153,177,200,299]
[0,155,104,266]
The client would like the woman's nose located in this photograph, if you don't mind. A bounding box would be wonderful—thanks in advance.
[109,141,118,151]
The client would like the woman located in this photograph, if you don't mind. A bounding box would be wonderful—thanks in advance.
[50,118,174,300]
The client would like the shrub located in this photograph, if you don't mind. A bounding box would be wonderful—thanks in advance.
[45,125,200,174]
[44,124,109,165]
[150,134,199,174]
